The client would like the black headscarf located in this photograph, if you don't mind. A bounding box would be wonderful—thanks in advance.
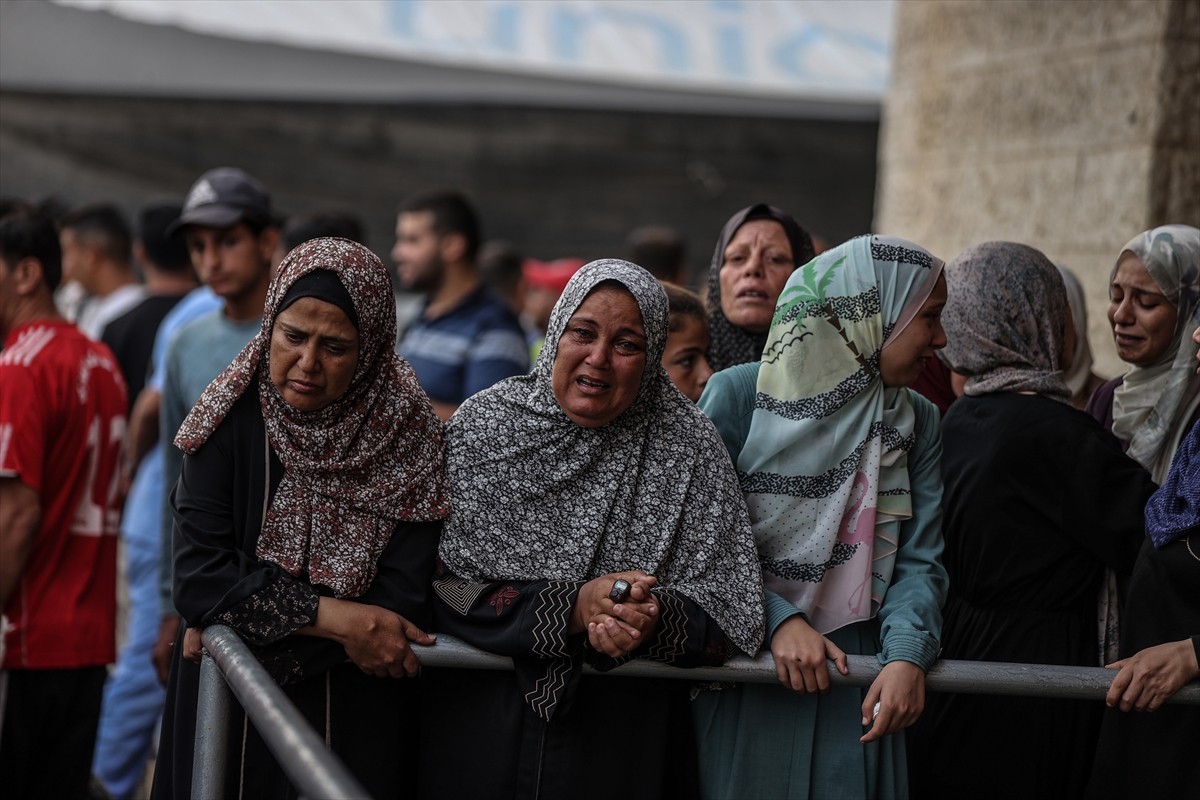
[705,204,815,371]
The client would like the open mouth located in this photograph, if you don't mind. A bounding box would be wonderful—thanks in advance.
[575,375,609,393]
[737,289,770,301]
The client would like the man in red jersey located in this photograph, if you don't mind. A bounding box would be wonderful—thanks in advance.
[0,206,127,799]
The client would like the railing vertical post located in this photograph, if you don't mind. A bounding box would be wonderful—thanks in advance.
[192,651,231,800]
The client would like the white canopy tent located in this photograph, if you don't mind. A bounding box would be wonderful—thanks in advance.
[1,0,894,119]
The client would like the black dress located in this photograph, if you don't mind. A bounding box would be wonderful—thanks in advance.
[418,570,734,800]
[907,393,1156,800]
[1086,531,1200,798]
[150,387,440,800]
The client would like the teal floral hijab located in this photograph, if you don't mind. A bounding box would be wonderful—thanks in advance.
[738,235,943,634]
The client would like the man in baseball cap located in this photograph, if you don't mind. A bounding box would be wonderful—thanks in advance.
[150,167,279,695]
[167,167,273,235]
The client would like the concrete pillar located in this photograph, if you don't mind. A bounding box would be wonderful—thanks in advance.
[876,0,1199,375]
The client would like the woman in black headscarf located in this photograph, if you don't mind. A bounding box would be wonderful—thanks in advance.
[705,203,815,372]
[420,259,764,800]
[151,238,448,799]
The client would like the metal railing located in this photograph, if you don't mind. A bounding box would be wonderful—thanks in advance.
[195,625,1200,799]
[195,626,370,799]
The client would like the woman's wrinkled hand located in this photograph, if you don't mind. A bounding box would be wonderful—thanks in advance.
[769,615,848,694]
[1105,639,1200,712]
[860,660,925,743]
[182,626,204,664]
[572,571,658,658]
[312,599,435,679]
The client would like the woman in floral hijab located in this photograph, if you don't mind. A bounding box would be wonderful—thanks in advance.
[153,238,448,800]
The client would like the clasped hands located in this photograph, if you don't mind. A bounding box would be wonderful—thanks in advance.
[571,570,660,659]
[769,615,925,743]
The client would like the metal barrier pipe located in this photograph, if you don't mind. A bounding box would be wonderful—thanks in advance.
[413,634,1200,706]
[191,627,1198,800]
[198,625,371,800]
[192,652,231,800]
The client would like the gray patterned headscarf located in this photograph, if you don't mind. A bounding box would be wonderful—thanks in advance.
[940,242,1072,401]
[440,259,764,657]
[1111,224,1200,483]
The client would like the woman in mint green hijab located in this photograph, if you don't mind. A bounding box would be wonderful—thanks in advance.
[694,235,950,799]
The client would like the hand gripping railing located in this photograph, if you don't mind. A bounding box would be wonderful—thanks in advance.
[195,626,1200,798]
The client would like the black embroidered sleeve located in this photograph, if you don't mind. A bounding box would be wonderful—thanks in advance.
[431,571,585,658]
[212,572,320,645]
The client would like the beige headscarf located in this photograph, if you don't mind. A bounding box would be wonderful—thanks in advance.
[1110,225,1200,483]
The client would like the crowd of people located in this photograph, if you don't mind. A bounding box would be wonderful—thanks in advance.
[0,167,1196,800]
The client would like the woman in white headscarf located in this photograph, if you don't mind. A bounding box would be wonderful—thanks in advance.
[1087,224,1200,483]
[694,235,950,799]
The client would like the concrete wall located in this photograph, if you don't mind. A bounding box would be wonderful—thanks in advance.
[876,0,1200,376]
[0,93,878,290]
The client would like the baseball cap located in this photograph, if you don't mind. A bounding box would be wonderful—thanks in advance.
[168,167,272,236]
[523,258,585,294]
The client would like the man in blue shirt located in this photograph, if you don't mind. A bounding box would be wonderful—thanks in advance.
[392,191,528,419]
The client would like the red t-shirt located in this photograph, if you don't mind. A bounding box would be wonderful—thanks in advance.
[1,320,127,669]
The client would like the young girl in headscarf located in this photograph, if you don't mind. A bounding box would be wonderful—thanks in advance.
[694,235,950,799]
[152,238,448,799]
[907,241,1154,799]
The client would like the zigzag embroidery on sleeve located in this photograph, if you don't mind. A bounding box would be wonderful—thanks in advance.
[646,589,687,664]
[531,581,575,657]
[525,657,571,722]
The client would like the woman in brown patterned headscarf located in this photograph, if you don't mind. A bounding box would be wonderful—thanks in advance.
[152,237,448,800]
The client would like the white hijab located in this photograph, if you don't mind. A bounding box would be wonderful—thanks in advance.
[1111,225,1200,483]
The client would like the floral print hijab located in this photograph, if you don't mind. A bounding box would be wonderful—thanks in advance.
[440,259,765,657]
[175,237,449,597]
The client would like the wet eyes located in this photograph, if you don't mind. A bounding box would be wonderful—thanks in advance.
[570,327,597,342]
[569,327,642,354]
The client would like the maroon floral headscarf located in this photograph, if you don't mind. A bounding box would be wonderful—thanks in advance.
[175,237,448,597]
